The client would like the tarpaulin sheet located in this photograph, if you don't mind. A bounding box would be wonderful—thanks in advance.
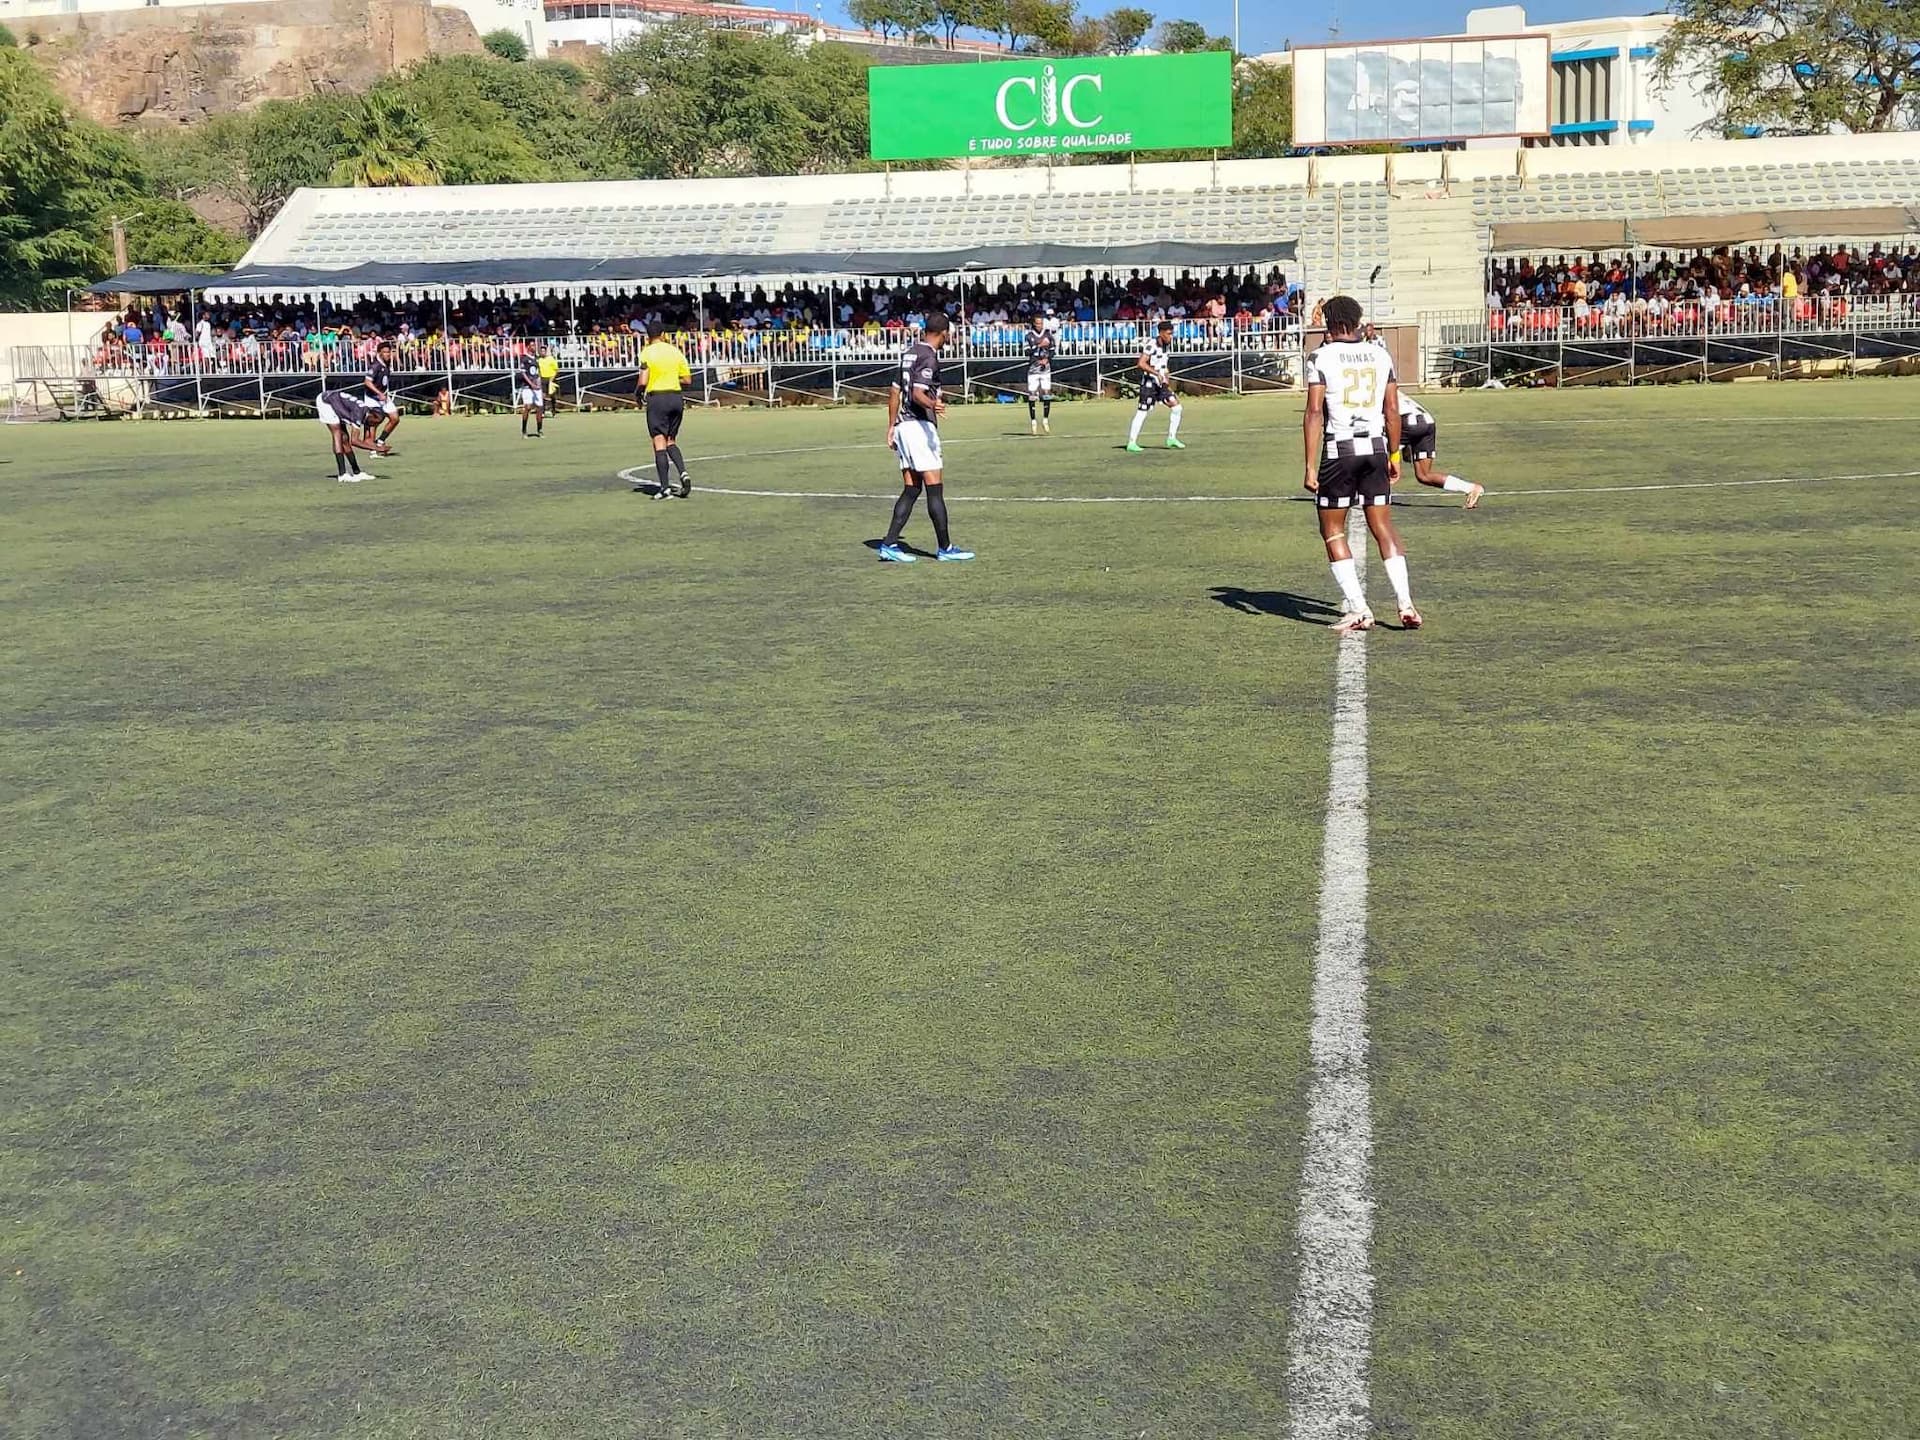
[189,240,1297,297]
[1492,207,1919,255]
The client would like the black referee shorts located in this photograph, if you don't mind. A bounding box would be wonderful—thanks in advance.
[1316,451,1393,510]
[645,391,685,440]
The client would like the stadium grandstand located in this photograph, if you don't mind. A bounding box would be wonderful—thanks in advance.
[12,130,1920,419]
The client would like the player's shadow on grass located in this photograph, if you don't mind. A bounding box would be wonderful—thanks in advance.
[1209,587,1343,626]
[862,538,938,559]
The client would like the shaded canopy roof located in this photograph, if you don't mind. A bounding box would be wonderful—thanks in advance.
[93,242,1298,300]
[85,266,232,295]
[1490,206,1920,254]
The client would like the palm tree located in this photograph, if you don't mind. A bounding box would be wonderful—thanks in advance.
[328,92,445,188]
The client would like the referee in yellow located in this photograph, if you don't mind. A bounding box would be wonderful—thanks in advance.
[636,320,694,499]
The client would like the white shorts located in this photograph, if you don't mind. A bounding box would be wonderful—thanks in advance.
[1027,368,1052,396]
[316,399,340,426]
[518,385,544,409]
[894,418,943,474]
[378,397,399,417]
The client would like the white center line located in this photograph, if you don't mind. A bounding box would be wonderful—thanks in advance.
[1287,510,1377,1440]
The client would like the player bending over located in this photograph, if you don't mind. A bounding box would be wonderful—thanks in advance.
[1304,295,1421,633]
[878,312,973,564]
[360,339,402,452]
[1381,356,1483,508]
[516,350,545,439]
[1126,319,1184,452]
[1025,313,1055,434]
[318,387,389,483]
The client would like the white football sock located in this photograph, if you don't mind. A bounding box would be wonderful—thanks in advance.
[1441,475,1474,494]
[1167,405,1183,440]
[1383,554,1413,610]
[1330,558,1367,612]
[1128,410,1147,444]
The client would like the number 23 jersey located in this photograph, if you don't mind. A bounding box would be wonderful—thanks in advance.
[1304,340,1395,458]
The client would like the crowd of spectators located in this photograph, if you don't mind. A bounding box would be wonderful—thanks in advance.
[1485,243,1920,334]
[88,269,1304,375]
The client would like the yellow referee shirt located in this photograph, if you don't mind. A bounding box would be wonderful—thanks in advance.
[639,339,692,393]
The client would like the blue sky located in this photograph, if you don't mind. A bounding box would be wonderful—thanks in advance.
[820,0,1629,52]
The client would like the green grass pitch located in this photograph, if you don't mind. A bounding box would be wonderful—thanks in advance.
[3,386,1917,1438]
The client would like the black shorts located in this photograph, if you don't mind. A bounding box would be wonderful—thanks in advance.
[1316,451,1393,510]
[1138,375,1173,410]
[646,391,685,440]
[1401,419,1437,462]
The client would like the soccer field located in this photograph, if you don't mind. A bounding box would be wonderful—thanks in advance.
[4,387,1917,1438]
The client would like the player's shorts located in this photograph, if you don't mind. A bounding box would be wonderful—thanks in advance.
[1026,367,1052,396]
[894,417,943,475]
[1400,418,1437,462]
[518,385,544,409]
[316,398,341,426]
[646,391,685,440]
[1316,451,1393,510]
[1138,375,1174,410]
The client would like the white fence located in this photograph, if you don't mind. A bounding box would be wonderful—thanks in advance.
[9,319,1308,418]
[1423,295,1920,385]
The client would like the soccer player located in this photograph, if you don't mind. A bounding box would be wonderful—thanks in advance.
[1303,295,1421,633]
[635,320,693,499]
[1126,319,1184,452]
[360,338,402,450]
[878,312,972,564]
[317,386,388,483]
[1025,313,1055,433]
[537,344,562,423]
[516,349,545,438]
[1394,387,1484,507]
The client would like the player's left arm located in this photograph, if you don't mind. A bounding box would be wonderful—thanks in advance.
[1303,384,1326,493]
[886,381,901,442]
[1384,378,1403,481]
[676,348,691,389]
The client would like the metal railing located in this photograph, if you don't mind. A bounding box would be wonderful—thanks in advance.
[1422,295,1920,386]
[11,320,1308,418]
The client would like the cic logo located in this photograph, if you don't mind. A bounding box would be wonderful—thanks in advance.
[995,64,1105,131]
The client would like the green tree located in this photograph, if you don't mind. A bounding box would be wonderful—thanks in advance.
[329,91,446,187]
[481,28,529,63]
[1227,57,1290,157]
[848,0,936,42]
[1007,0,1075,51]
[0,49,143,306]
[1102,5,1152,52]
[138,101,348,238]
[1155,16,1216,51]
[932,0,996,47]
[121,197,245,269]
[1655,0,1920,133]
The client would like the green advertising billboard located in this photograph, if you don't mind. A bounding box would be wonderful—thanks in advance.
[868,51,1233,161]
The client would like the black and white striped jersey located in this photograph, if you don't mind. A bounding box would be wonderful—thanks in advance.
[1305,339,1396,457]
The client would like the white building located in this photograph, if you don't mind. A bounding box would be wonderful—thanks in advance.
[1254,5,1721,151]
[1463,5,1716,148]
[0,0,549,58]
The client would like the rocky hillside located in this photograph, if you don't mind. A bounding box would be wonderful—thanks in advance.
[10,0,482,126]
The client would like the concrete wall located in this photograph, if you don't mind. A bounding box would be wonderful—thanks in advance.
[0,311,102,392]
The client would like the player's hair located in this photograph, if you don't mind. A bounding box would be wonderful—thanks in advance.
[923,311,951,336]
[1322,295,1364,336]
[377,338,393,350]
[1157,319,1174,332]
[647,320,665,339]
